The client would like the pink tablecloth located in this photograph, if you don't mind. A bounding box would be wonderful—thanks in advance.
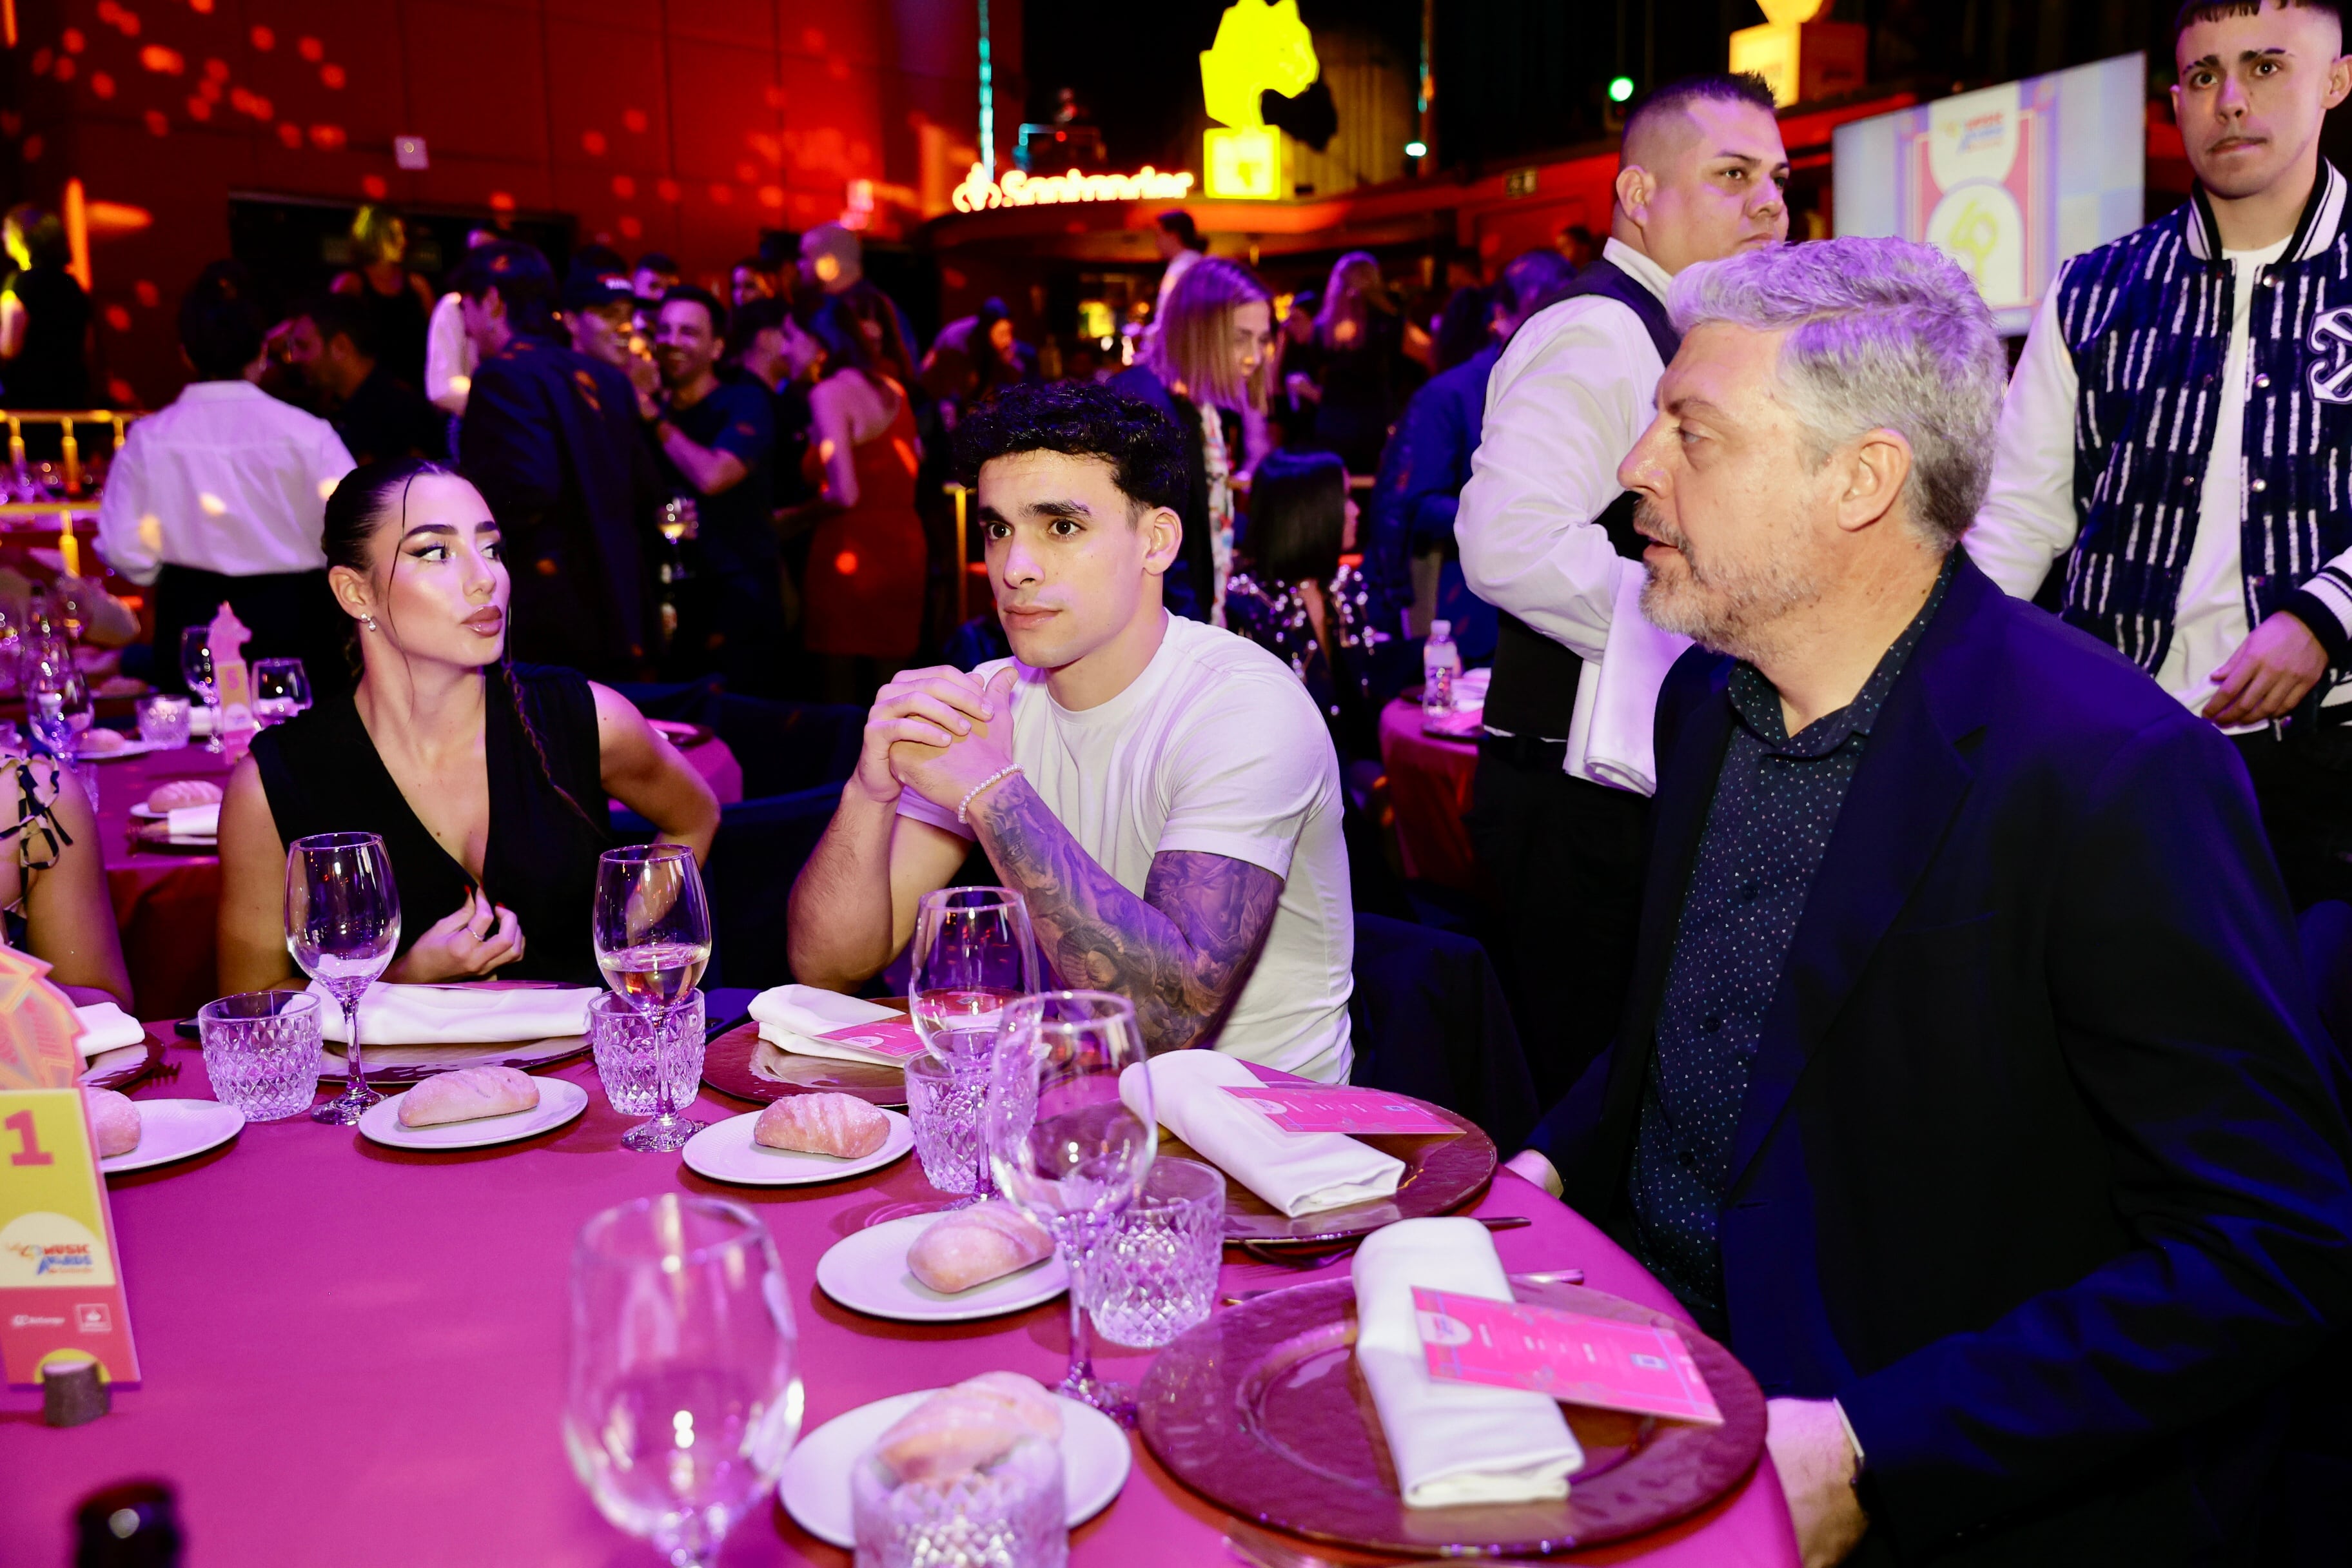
[82,729,745,1021]
[6,1041,1799,1567]
[1377,698,1481,894]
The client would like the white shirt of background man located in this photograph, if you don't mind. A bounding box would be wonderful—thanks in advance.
[93,380,355,586]
[424,291,476,416]
[896,614,1357,1084]
[1968,236,2351,726]
[1456,237,1672,680]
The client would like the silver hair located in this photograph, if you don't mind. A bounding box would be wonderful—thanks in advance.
[1667,237,2008,550]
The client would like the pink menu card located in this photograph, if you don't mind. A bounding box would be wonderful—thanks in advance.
[1219,1084,1462,1135]
[1413,1288,1723,1425]
[816,1019,928,1060]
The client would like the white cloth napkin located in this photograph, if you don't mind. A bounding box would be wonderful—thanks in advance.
[1563,558,1692,798]
[74,1002,145,1059]
[309,981,599,1044]
[747,984,908,1066]
[1117,1050,1404,1218]
[1353,1217,1584,1508]
[166,803,220,838]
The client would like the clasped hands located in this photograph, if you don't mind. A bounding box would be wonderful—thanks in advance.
[384,886,525,983]
[854,665,1022,815]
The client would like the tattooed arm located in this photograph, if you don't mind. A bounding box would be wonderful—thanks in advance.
[968,773,1284,1052]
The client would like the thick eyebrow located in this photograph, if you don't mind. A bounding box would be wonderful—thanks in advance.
[2183,46,2291,72]
[1710,150,1793,181]
[399,520,499,544]
[977,498,1093,526]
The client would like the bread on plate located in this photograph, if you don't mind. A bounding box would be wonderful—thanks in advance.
[84,1087,140,1157]
[752,1091,888,1157]
[397,1064,542,1128]
[905,1202,1054,1294]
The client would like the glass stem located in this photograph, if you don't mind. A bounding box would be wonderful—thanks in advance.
[1063,1232,1097,1391]
[649,1006,677,1127]
[344,997,366,1100]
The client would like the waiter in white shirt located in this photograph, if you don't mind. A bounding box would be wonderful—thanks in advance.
[96,264,355,696]
[1457,74,1788,1104]
[1970,0,2352,908]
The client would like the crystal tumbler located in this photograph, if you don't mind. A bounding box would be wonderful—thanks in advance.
[197,990,324,1121]
[905,1050,985,1198]
[587,988,704,1117]
[1081,1157,1225,1349]
[850,1433,1066,1568]
[135,692,191,749]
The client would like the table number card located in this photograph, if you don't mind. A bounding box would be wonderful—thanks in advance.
[1413,1288,1720,1425]
[0,948,140,1387]
[1219,1084,1462,1136]
[814,1018,927,1061]
[207,600,257,747]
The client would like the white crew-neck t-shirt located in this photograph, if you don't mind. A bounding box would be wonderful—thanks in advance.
[897,614,1355,1083]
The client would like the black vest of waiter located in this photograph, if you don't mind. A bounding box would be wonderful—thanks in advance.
[1467,253,1681,1110]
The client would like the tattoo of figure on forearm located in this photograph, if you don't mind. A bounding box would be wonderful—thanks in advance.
[975,778,1282,1050]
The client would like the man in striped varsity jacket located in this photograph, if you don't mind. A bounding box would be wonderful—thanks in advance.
[1971,0,2352,908]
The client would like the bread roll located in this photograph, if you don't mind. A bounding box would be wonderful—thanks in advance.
[906,1202,1054,1294]
[873,1371,1063,1484]
[84,1088,140,1157]
[397,1064,541,1128]
[752,1092,888,1158]
[76,728,128,756]
[144,779,223,813]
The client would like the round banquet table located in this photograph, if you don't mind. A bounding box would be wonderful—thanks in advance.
[81,729,745,1021]
[5,1021,1801,1567]
[1377,698,1480,894]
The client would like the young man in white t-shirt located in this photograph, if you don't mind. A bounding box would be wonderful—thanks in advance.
[787,382,1355,1081]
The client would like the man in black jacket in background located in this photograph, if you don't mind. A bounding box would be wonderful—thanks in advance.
[455,241,658,681]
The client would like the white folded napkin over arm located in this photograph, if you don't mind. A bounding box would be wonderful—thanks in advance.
[1563,557,1694,798]
[746,984,907,1066]
[74,1002,147,1059]
[1117,1050,1404,1218]
[1353,1216,1584,1508]
[308,981,600,1044]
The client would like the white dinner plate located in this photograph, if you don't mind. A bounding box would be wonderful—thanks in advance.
[356,1075,587,1150]
[815,1211,1068,1324]
[74,735,170,761]
[99,1098,244,1174]
[778,1387,1130,1549]
[129,801,220,821]
[681,1107,912,1186]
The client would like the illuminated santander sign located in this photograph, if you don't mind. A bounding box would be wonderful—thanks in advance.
[952,162,1195,212]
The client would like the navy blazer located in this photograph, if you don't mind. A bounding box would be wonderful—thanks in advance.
[458,335,657,680]
[1531,554,2352,1563]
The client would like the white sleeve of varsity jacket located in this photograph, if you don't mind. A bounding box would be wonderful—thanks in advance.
[1968,282,2081,602]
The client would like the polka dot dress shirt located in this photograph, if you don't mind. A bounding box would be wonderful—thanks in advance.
[1627,558,1955,1330]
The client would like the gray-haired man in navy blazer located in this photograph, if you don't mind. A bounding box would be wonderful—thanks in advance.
[1510,235,2352,1566]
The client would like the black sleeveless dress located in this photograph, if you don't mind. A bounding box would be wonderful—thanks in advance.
[251,665,611,985]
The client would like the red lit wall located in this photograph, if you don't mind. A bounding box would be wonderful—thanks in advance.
[3,0,1020,406]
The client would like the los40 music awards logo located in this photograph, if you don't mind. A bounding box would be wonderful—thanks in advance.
[0,1212,113,1285]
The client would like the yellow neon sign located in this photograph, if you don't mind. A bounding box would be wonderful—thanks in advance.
[1199,0,1318,130]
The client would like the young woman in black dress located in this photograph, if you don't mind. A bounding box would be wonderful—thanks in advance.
[216,459,719,990]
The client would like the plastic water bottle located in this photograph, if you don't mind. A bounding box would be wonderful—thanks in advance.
[1422,620,1460,719]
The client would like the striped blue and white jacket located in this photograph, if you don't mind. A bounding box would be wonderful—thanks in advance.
[1972,162,2352,694]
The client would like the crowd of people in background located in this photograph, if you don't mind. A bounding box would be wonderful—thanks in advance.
[17,187,1602,735]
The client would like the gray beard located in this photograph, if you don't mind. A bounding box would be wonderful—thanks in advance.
[1632,500,1819,665]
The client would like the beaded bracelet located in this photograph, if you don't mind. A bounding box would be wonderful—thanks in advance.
[957,763,1023,825]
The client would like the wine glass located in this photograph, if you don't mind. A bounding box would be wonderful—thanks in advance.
[565,1194,802,1568]
[593,843,712,1152]
[286,831,402,1124]
[910,886,1038,1204]
[985,990,1156,1424]
[253,658,312,726]
[181,627,223,754]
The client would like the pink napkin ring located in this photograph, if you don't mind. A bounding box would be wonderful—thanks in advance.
[956,763,1023,825]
